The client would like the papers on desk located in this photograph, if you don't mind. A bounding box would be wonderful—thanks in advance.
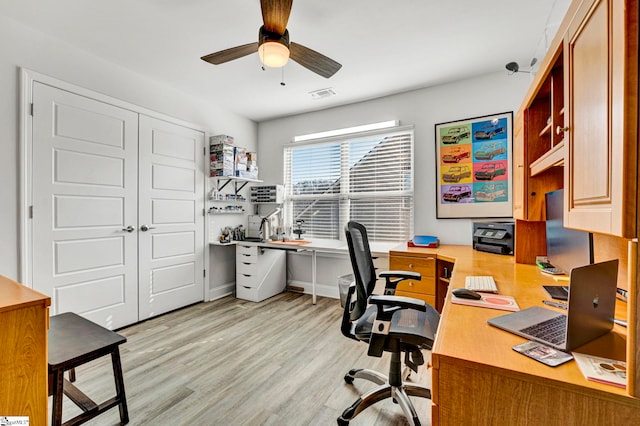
[573,353,627,388]
[451,293,520,312]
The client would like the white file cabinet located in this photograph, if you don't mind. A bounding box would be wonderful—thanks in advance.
[236,244,286,302]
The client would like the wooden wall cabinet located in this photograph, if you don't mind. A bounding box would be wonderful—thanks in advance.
[514,0,638,264]
[563,0,638,238]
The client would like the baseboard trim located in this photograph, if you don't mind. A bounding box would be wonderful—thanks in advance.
[207,283,235,301]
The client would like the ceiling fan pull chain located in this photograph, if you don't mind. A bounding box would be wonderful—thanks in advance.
[281,67,286,86]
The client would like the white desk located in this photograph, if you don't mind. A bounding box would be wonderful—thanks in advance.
[210,238,397,304]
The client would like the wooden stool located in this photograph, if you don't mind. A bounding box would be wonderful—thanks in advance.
[48,312,129,426]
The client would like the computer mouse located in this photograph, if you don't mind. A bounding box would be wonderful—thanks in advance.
[452,288,482,300]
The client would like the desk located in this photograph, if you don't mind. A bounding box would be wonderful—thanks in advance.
[213,238,396,304]
[390,245,640,425]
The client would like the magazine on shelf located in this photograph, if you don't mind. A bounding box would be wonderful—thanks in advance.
[572,352,627,388]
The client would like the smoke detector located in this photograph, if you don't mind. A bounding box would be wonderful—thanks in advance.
[309,88,336,100]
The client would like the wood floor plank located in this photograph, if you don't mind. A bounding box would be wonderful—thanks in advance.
[51,292,432,425]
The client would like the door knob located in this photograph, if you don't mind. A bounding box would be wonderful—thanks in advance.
[122,225,135,233]
[140,225,156,232]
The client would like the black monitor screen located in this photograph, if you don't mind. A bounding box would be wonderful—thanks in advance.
[545,189,593,273]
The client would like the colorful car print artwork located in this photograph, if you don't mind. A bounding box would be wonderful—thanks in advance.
[443,185,472,202]
[474,142,507,161]
[442,147,471,163]
[442,165,472,183]
[441,126,471,144]
[474,162,507,180]
[474,123,505,140]
[475,183,507,202]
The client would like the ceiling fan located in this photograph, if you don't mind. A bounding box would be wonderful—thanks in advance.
[201,0,342,78]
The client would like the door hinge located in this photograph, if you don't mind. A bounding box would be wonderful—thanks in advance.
[203,146,207,156]
[28,205,33,219]
[203,269,206,277]
[30,103,34,116]
[203,208,206,217]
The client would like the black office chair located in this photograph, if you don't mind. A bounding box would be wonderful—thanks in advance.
[338,221,440,426]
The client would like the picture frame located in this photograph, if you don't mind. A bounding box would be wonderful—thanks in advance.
[435,112,513,218]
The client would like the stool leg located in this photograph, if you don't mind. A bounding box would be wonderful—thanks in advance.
[69,368,76,382]
[51,369,64,426]
[111,348,129,425]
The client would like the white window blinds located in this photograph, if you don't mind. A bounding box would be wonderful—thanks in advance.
[284,128,414,242]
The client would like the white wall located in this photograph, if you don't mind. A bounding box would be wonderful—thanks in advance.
[0,15,257,281]
[258,71,531,291]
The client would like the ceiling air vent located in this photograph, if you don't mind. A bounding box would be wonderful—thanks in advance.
[309,88,336,100]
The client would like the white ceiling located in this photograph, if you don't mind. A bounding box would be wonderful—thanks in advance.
[1,0,570,122]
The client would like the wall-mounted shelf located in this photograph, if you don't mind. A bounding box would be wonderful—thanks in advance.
[211,176,263,193]
[529,140,565,177]
[209,210,246,215]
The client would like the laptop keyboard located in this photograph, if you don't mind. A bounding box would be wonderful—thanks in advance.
[519,315,567,346]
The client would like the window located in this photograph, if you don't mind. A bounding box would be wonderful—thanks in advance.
[284,128,414,242]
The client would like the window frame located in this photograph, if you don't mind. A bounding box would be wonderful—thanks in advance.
[283,125,415,243]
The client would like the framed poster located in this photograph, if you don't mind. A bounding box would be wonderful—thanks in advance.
[435,112,513,218]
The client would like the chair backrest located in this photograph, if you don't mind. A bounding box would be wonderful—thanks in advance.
[344,221,377,321]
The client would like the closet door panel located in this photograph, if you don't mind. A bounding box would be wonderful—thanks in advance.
[138,115,205,320]
[31,82,139,329]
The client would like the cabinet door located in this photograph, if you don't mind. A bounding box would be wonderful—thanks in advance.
[564,0,638,237]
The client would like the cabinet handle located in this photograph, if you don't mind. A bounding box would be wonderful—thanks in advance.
[409,281,413,286]
[409,264,413,269]
[556,126,569,135]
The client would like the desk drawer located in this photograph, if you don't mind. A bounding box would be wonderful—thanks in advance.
[237,244,258,257]
[390,255,436,296]
[389,256,435,277]
[236,261,257,276]
[394,277,435,295]
[237,252,257,264]
[237,273,258,289]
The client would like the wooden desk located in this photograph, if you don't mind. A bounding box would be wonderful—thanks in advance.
[0,275,51,426]
[390,245,640,425]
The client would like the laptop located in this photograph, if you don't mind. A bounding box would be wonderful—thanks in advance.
[487,259,618,351]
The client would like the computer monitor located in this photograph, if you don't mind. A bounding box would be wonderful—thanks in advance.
[545,189,593,274]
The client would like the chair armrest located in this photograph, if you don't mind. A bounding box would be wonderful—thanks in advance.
[379,271,421,280]
[378,270,421,294]
[369,294,427,317]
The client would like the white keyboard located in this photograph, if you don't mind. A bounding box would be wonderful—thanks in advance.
[465,276,498,293]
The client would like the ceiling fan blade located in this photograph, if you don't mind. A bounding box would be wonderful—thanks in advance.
[260,0,293,34]
[201,42,259,65]
[290,42,342,78]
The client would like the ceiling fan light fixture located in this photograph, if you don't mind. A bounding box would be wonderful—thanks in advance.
[259,41,290,68]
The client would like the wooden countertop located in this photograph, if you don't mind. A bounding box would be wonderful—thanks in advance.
[0,275,50,313]
[391,245,635,401]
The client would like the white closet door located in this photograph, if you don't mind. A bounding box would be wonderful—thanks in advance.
[31,82,139,329]
[137,115,205,319]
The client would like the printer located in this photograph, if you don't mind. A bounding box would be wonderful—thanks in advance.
[472,221,514,255]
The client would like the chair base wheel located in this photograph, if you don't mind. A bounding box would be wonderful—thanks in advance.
[344,374,354,384]
[337,417,349,426]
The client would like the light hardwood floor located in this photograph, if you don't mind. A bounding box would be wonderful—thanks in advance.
[52,292,432,425]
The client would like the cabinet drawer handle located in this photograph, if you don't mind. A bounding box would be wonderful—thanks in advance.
[409,264,413,269]
[409,281,413,286]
